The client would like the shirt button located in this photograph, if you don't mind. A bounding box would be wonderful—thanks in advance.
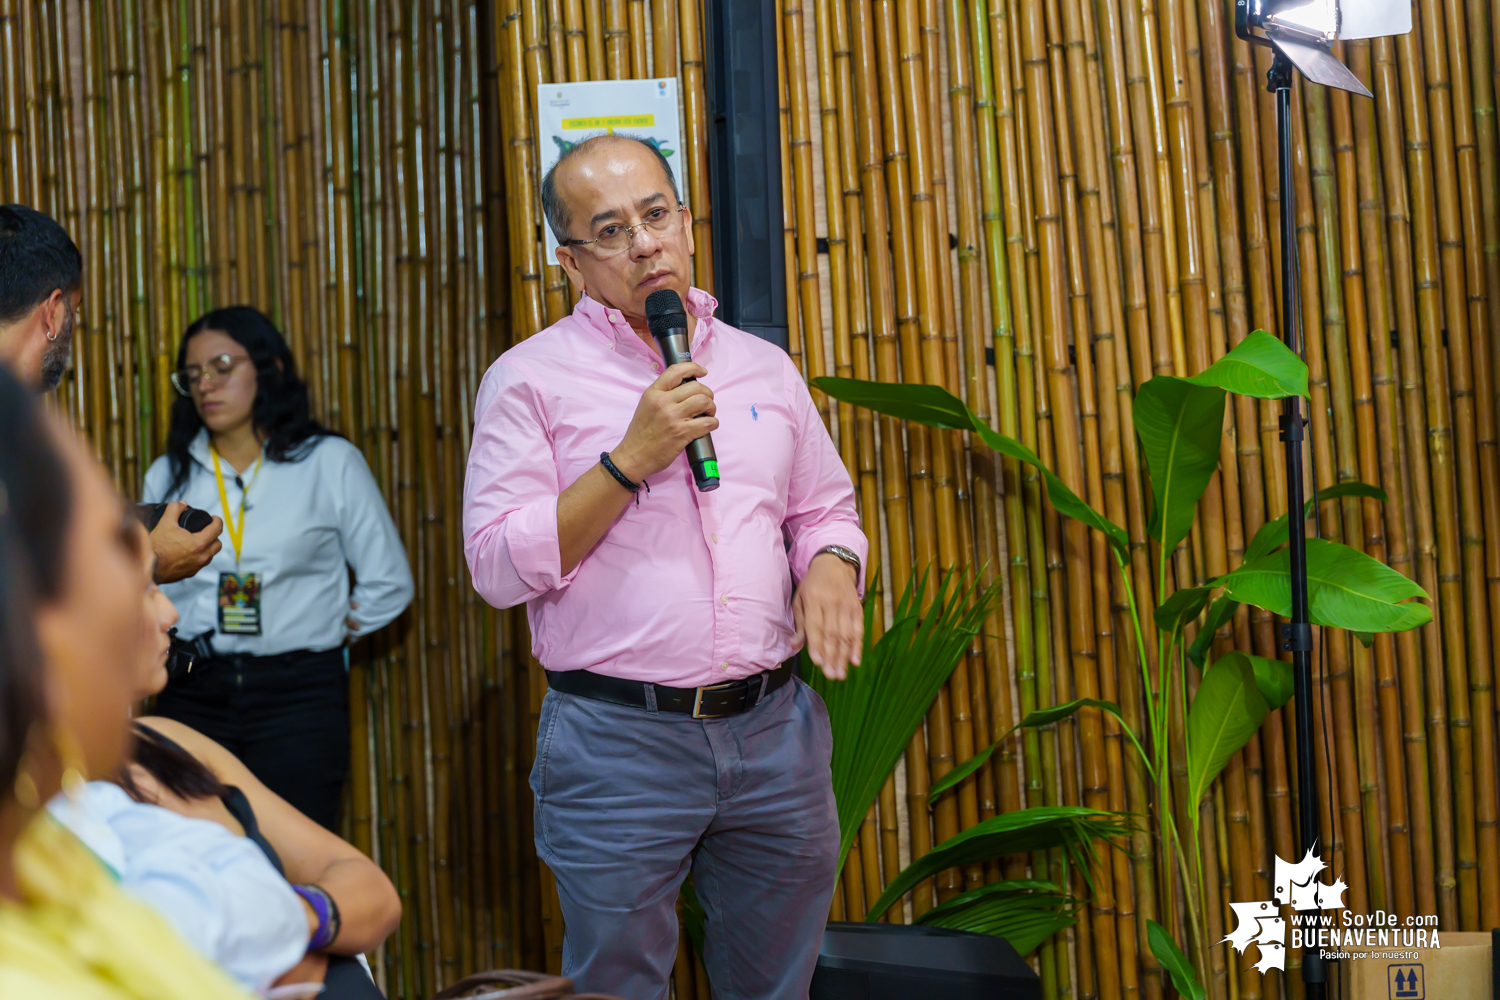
[607,342,615,349]
[653,364,661,373]
[711,533,718,543]
[720,595,728,605]
[720,662,729,671]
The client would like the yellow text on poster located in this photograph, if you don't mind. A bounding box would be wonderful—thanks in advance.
[561,114,656,130]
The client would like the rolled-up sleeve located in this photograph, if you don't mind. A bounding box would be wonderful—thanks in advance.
[464,360,577,609]
[780,355,867,595]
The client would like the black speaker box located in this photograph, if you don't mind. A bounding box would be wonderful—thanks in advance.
[810,922,1042,1000]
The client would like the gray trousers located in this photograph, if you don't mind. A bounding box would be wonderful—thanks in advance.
[529,675,839,1000]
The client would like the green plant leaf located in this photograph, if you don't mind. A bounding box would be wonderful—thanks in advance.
[1243,481,1389,562]
[863,807,1131,921]
[1154,586,1213,634]
[678,876,707,960]
[1182,329,1308,399]
[1353,630,1375,648]
[1213,650,1295,710]
[1187,596,1240,668]
[811,377,974,430]
[915,880,1078,955]
[814,377,1130,560]
[930,698,1139,802]
[1134,377,1226,555]
[1186,653,1268,809]
[1219,538,1432,634]
[1147,919,1207,1000]
[802,568,999,872]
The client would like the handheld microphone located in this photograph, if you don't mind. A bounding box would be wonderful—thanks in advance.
[645,288,720,492]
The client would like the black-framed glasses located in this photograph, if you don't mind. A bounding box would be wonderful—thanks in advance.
[170,353,252,396]
[565,205,687,257]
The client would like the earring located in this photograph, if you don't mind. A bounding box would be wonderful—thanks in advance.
[45,329,58,343]
[12,754,40,810]
[52,725,87,799]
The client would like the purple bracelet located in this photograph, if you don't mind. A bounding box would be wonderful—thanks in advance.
[293,884,341,951]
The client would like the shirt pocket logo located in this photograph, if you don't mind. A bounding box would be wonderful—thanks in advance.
[751,404,758,421]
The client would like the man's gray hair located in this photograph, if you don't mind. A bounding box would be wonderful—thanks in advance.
[540,133,682,245]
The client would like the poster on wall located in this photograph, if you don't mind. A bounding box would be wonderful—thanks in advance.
[536,78,683,258]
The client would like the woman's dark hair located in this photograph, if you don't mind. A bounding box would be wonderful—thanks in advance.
[0,365,69,799]
[163,306,334,498]
[118,723,229,804]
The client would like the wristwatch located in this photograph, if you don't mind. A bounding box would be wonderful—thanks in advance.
[815,545,862,576]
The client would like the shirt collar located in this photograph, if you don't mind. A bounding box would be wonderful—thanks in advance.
[573,288,720,354]
[187,428,214,470]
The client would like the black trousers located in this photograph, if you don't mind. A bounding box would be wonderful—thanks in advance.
[153,647,350,831]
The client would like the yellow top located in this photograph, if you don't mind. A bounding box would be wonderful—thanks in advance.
[0,813,253,1000]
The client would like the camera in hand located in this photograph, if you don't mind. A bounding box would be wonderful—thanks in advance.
[136,501,215,534]
[166,628,217,678]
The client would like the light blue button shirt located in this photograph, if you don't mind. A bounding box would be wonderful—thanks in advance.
[143,430,414,656]
[50,781,309,993]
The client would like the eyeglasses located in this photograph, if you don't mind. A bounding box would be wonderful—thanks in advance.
[565,205,686,257]
[171,353,252,396]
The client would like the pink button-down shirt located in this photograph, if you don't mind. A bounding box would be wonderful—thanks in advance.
[462,288,866,688]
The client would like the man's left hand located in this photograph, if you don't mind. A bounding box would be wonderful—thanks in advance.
[792,553,863,681]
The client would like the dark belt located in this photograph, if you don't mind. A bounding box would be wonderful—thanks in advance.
[545,660,796,718]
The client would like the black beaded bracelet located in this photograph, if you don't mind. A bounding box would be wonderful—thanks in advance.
[600,452,649,503]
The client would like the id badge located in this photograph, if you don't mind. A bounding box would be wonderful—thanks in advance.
[217,571,263,635]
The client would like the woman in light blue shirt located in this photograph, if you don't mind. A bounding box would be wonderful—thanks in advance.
[142,306,413,829]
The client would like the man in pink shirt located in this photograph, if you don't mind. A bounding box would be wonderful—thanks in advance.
[463,135,865,998]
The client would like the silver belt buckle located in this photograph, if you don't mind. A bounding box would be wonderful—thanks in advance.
[692,681,737,719]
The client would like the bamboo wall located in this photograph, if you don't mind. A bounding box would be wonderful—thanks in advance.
[2,0,1499,999]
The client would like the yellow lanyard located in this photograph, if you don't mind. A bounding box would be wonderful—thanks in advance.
[210,445,263,566]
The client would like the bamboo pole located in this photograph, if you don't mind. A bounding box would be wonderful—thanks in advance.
[678,0,712,293]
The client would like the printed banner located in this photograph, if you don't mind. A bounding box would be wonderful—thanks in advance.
[536,78,683,258]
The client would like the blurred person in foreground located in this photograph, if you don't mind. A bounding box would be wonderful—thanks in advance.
[0,202,223,584]
[125,520,399,995]
[0,364,250,1000]
[47,520,399,997]
[463,134,865,1000]
[143,305,412,830]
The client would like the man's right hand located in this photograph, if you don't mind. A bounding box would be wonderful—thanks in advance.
[608,362,718,483]
[150,501,225,583]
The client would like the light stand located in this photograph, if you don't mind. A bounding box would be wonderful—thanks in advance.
[1234,2,1410,997]
[1268,47,1324,998]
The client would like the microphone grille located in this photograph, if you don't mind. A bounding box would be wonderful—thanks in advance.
[645,288,686,334]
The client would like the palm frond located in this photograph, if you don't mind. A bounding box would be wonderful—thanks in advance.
[862,806,1131,921]
[916,879,1080,956]
[802,569,1001,869]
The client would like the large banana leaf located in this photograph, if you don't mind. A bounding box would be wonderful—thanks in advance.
[803,569,999,871]
[1186,594,1239,667]
[1182,329,1308,399]
[863,806,1131,921]
[1154,585,1213,634]
[1186,653,1268,810]
[914,879,1079,956]
[1211,650,1295,710]
[1148,919,1207,1000]
[1243,481,1388,563]
[812,377,1129,560]
[1134,377,1226,555]
[1218,537,1432,634]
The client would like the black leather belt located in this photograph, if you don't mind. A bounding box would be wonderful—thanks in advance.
[545,660,796,718]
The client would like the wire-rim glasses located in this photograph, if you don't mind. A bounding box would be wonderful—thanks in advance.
[170,353,252,396]
[565,204,686,257]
